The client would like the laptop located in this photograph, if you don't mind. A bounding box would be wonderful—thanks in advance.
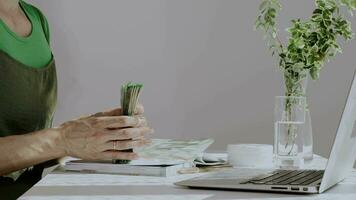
[175,70,356,194]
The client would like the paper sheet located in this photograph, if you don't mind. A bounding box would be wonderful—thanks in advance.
[136,138,214,161]
[232,194,356,200]
[339,170,356,185]
[20,195,212,200]
[36,173,205,186]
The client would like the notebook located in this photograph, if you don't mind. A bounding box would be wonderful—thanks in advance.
[64,138,214,177]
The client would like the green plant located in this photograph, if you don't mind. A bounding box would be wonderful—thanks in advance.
[256,0,355,97]
[256,0,355,157]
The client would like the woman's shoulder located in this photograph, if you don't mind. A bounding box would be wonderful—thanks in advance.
[20,1,47,20]
[20,1,50,42]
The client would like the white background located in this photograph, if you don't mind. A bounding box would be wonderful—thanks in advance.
[29,0,356,157]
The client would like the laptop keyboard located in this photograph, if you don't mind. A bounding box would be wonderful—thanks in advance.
[241,170,324,186]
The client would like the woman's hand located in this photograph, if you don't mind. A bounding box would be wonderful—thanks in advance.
[91,104,145,118]
[57,105,153,161]
[0,105,151,176]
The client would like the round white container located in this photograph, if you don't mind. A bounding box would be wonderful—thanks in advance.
[227,144,274,168]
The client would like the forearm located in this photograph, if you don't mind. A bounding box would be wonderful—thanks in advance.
[0,128,66,176]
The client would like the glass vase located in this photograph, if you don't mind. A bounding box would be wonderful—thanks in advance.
[282,73,314,161]
[274,96,306,169]
[303,108,313,161]
[299,76,314,161]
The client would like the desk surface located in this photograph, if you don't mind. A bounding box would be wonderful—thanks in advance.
[21,155,356,200]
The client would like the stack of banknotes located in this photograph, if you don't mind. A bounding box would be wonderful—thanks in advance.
[113,82,143,164]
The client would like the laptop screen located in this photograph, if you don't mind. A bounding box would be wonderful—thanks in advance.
[319,69,356,193]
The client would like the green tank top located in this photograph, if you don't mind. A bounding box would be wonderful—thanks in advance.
[0,1,52,68]
[0,2,57,199]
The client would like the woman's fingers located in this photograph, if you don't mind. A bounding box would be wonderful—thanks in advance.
[92,104,144,117]
[102,127,153,141]
[60,107,150,161]
[101,138,151,151]
[91,116,147,129]
[135,104,144,115]
[93,108,122,117]
[101,151,139,160]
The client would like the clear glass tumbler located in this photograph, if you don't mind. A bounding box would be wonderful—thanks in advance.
[274,96,306,169]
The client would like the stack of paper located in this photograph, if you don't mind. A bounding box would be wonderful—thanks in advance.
[65,138,214,177]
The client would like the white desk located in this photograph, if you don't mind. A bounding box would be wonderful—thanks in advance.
[20,155,356,200]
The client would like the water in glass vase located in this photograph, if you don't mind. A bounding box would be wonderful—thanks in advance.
[274,96,306,169]
[303,109,313,161]
[275,121,304,169]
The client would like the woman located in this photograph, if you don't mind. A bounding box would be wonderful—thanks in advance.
[0,0,153,199]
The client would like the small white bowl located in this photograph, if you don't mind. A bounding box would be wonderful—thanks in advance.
[227,144,273,168]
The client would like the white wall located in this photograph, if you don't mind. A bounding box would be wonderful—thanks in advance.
[30,0,356,157]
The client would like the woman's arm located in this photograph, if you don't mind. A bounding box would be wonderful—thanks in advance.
[0,128,64,176]
[0,106,152,176]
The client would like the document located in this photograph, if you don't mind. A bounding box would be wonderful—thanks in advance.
[232,194,356,200]
[339,169,356,185]
[36,172,204,186]
[20,195,213,200]
[136,138,214,162]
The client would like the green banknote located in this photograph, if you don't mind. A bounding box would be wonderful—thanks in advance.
[113,82,143,164]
